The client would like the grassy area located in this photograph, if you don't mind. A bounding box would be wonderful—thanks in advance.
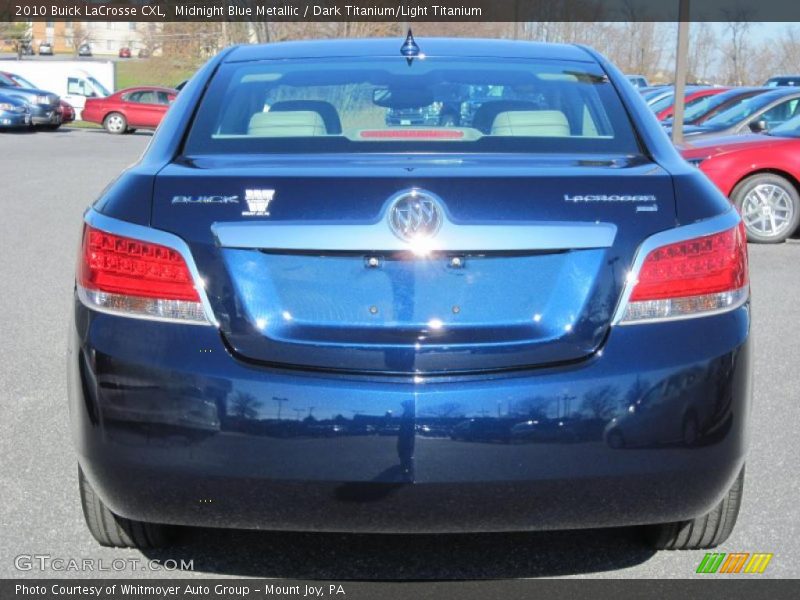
[115,58,200,91]
[65,120,101,129]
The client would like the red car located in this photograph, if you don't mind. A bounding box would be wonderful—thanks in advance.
[655,87,730,121]
[118,47,132,59]
[682,117,800,243]
[82,86,177,134]
[58,100,75,124]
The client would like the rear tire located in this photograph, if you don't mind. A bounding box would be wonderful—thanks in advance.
[78,466,174,548]
[646,466,744,550]
[103,112,127,135]
[732,173,800,243]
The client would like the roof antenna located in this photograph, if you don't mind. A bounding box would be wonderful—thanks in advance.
[400,29,420,65]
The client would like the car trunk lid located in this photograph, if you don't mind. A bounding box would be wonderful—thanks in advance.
[151,154,675,373]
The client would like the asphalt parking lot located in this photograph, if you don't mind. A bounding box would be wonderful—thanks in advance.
[0,128,797,582]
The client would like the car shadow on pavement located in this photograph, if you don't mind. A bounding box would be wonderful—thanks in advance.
[142,526,656,579]
[62,127,154,136]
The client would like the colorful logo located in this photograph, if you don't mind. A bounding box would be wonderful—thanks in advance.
[696,552,773,574]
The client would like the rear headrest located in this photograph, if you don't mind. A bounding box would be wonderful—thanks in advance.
[491,110,570,137]
[269,100,342,134]
[247,111,327,137]
[471,100,538,133]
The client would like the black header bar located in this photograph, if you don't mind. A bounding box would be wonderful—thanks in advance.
[4,0,800,23]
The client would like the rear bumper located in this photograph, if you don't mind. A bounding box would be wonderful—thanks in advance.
[69,297,752,533]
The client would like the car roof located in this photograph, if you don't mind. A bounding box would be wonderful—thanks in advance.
[715,87,764,96]
[225,38,595,63]
[685,87,727,96]
[117,86,178,94]
[757,87,800,100]
[642,88,671,98]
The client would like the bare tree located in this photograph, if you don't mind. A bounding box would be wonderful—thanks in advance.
[582,385,620,420]
[770,25,800,76]
[517,20,672,81]
[161,22,220,62]
[339,22,399,39]
[230,391,262,420]
[68,23,93,57]
[420,402,465,419]
[510,396,552,420]
[744,44,775,87]
[687,22,718,84]
[623,376,652,407]
[0,21,31,59]
[722,8,754,85]
[136,22,162,57]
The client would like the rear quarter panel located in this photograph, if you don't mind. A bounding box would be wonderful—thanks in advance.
[80,100,103,124]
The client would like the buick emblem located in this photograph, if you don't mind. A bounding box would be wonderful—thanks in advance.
[388,190,443,242]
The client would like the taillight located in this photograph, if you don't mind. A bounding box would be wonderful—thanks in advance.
[77,225,210,324]
[620,222,749,324]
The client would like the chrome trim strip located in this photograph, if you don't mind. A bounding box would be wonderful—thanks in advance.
[611,209,745,326]
[82,209,218,327]
[211,220,618,252]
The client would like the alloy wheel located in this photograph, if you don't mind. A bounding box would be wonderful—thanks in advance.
[741,183,795,239]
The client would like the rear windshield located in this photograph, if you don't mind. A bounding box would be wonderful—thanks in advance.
[184,57,640,155]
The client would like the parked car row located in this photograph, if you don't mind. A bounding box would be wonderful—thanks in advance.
[631,78,800,243]
[23,41,151,58]
[0,70,69,131]
[33,42,92,56]
[0,60,114,119]
[0,60,173,135]
[118,47,151,59]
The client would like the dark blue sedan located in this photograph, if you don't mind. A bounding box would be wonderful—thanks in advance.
[69,37,751,551]
[0,93,31,129]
